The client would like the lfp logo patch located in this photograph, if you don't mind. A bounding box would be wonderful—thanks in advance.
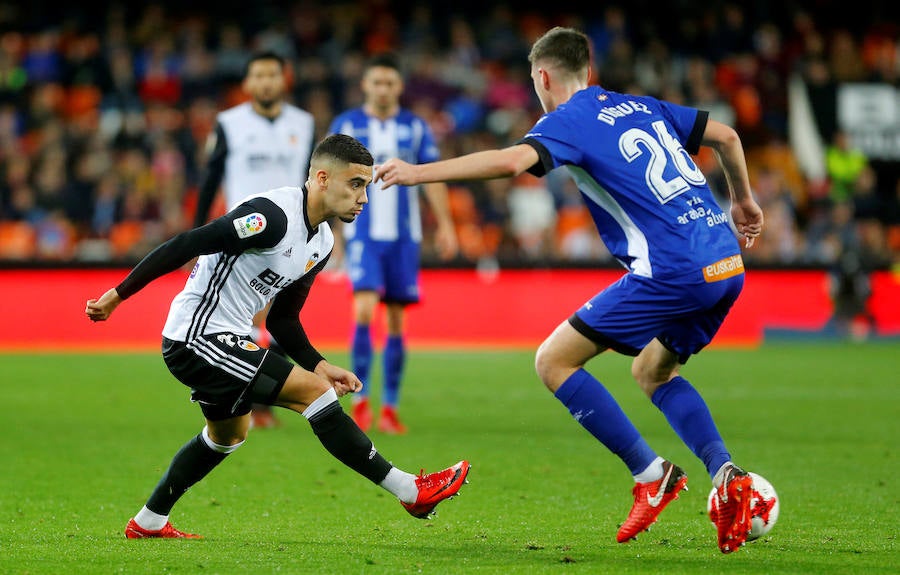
[233,213,267,238]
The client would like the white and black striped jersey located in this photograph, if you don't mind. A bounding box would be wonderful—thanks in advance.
[117,185,332,369]
[194,102,316,227]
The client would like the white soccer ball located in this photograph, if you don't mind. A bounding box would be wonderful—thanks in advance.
[707,471,779,541]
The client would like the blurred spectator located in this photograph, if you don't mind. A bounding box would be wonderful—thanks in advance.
[586,5,630,63]
[178,19,216,102]
[507,172,555,260]
[62,32,111,91]
[476,4,529,63]
[90,171,122,238]
[135,35,182,105]
[850,165,881,222]
[707,3,754,62]
[824,200,881,338]
[22,29,62,84]
[825,130,868,204]
[213,22,250,86]
[101,46,141,115]
[547,170,609,262]
[0,33,27,107]
[34,210,74,260]
[828,29,867,83]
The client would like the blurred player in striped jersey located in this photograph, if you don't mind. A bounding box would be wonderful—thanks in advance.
[194,50,316,429]
[328,52,457,434]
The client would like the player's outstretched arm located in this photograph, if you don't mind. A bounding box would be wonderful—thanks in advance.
[85,288,123,322]
[375,144,539,188]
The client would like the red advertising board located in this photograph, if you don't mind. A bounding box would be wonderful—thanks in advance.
[1,268,897,351]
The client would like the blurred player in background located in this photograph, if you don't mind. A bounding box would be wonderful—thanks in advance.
[376,27,764,553]
[86,134,469,539]
[194,50,316,429]
[328,52,457,434]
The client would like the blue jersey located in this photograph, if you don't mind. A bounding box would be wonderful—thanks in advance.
[523,87,740,280]
[328,108,441,243]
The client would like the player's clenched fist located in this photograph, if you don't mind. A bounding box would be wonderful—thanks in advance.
[85,288,123,322]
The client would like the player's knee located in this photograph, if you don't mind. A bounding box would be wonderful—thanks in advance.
[534,342,559,391]
[277,368,332,412]
[630,359,673,398]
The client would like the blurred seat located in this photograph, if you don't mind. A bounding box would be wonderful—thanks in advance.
[64,85,102,118]
[108,220,145,259]
[0,221,37,260]
[555,205,593,244]
[888,224,900,254]
[34,217,77,260]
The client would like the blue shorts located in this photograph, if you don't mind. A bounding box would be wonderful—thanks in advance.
[346,239,420,304]
[569,271,744,363]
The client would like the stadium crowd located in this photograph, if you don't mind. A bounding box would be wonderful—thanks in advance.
[0,0,897,270]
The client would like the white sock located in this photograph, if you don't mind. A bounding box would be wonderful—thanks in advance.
[633,456,665,483]
[379,467,418,504]
[302,388,339,420]
[134,505,167,531]
[201,425,244,453]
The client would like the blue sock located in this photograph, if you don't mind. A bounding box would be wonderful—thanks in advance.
[382,335,405,406]
[351,324,372,398]
[651,376,731,479]
[554,369,657,475]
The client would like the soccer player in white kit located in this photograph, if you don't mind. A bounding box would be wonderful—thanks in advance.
[376,27,765,554]
[86,134,469,539]
[194,50,317,429]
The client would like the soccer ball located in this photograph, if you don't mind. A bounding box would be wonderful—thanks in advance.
[707,472,779,542]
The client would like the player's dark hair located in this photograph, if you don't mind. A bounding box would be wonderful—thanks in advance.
[312,134,374,167]
[364,52,401,73]
[528,27,591,75]
[243,50,286,76]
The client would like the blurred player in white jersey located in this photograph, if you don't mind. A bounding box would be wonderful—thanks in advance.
[194,50,316,429]
[376,27,764,553]
[328,53,457,434]
[86,134,469,539]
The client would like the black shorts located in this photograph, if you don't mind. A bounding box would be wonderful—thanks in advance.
[162,333,295,420]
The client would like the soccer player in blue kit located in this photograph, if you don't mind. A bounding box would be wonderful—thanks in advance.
[328,52,457,434]
[375,27,764,554]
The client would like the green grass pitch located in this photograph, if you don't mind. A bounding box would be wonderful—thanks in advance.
[1,342,897,574]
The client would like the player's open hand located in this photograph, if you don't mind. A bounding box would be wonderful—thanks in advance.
[85,288,123,322]
[314,361,363,397]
